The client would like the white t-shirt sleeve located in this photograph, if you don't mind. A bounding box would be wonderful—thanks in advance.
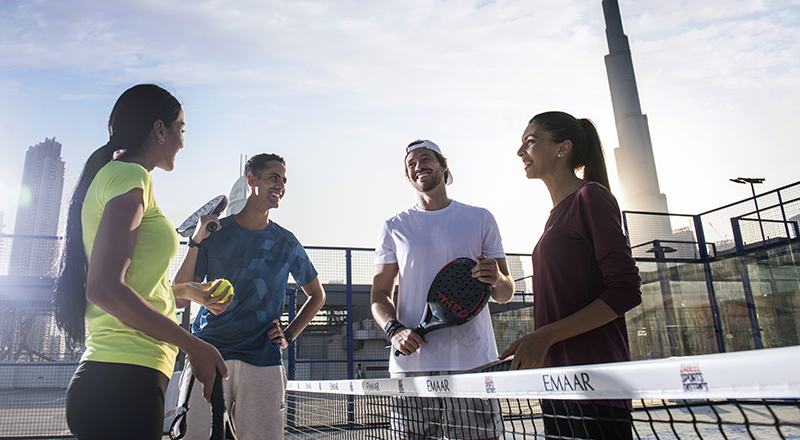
[481,209,506,260]
[374,220,397,265]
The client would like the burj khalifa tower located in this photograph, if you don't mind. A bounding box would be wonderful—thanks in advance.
[603,0,669,214]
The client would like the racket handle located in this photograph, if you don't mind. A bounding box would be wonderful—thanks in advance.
[207,222,218,233]
[209,370,225,440]
[393,327,424,357]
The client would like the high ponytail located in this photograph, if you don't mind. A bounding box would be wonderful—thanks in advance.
[530,111,611,191]
[53,143,116,348]
[576,118,609,190]
[53,84,181,348]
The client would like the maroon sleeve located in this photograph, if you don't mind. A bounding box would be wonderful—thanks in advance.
[575,183,642,316]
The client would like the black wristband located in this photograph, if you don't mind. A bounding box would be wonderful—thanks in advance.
[188,237,203,248]
[283,328,294,345]
[384,320,405,341]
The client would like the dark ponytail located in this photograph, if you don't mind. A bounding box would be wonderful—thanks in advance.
[53,144,115,348]
[53,84,181,348]
[530,111,611,191]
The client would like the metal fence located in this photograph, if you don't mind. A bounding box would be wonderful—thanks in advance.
[1,180,800,437]
[624,180,800,261]
[281,248,535,381]
[0,237,535,377]
[622,180,800,358]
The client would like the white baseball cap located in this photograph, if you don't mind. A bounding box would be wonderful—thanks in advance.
[405,139,453,186]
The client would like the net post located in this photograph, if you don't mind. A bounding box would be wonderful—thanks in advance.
[287,288,297,380]
[345,248,356,428]
[346,249,354,380]
[285,288,297,434]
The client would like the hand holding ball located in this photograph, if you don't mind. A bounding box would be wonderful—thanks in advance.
[210,279,234,303]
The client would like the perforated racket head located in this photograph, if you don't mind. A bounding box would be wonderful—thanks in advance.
[176,195,228,237]
[393,257,493,357]
[417,257,492,336]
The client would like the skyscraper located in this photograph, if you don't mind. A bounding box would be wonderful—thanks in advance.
[603,0,669,214]
[10,137,65,277]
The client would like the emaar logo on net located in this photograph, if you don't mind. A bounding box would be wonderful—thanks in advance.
[427,378,451,393]
[364,382,381,392]
[541,372,594,392]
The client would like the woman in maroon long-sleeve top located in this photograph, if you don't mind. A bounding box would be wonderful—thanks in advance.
[500,111,642,440]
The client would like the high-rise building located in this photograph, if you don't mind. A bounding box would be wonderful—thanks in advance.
[603,0,669,214]
[10,137,65,277]
[603,0,673,252]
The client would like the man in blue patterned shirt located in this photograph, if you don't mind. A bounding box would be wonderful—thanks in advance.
[175,153,326,440]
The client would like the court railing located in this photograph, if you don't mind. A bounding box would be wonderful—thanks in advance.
[2,178,800,437]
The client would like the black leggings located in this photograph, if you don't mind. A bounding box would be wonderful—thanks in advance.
[65,361,170,440]
[541,399,633,440]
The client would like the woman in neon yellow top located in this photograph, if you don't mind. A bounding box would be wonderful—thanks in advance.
[53,84,231,440]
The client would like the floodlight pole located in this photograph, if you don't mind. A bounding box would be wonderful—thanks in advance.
[730,177,766,244]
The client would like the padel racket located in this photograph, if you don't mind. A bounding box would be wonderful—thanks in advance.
[176,195,229,237]
[462,356,514,373]
[168,373,194,439]
[395,257,492,357]
[168,370,236,440]
[210,370,236,440]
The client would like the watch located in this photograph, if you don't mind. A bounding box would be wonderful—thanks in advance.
[188,237,203,248]
[283,328,294,345]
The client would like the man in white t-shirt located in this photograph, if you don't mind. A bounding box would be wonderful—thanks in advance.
[371,139,515,440]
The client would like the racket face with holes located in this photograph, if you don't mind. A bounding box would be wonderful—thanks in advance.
[176,195,228,237]
[416,257,492,337]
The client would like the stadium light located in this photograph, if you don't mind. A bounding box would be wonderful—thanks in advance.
[646,245,677,254]
[730,177,766,243]
[730,177,765,186]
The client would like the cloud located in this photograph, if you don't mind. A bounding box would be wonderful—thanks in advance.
[0,79,24,98]
[59,93,111,100]
[1,0,799,246]
[0,0,606,103]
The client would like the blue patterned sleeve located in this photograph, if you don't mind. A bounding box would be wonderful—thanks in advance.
[194,244,209,282]
[290,242,318,287]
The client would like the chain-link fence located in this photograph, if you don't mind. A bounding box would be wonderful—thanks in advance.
[625,181,800,261]
[2,183,800,439]
[0,240,536,377]
[282,248,535,381]
[622,181,800,359]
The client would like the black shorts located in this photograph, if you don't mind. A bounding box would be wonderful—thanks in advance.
[65,361,170,440]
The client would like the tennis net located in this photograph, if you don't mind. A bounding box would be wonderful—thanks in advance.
[285,346,800,439]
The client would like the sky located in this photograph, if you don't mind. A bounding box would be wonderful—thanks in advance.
[1,0,798,253]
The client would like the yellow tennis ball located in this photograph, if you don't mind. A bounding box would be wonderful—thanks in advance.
[210,279,234,303]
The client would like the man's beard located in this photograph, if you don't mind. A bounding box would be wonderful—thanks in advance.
[411,171,443,193]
